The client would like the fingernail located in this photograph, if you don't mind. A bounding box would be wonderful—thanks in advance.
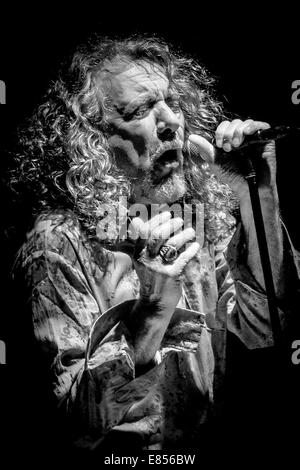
[223,142,231,152]
[232,138,240,147]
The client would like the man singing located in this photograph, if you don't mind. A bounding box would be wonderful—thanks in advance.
[10,35,299,452]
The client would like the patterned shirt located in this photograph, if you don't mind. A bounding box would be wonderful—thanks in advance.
[13,210,300,450]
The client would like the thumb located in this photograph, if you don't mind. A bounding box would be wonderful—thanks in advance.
[188,134,216,164]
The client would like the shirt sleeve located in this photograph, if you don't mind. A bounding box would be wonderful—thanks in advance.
[18,220,218,449]
[215,221,300,349]
[24,246,211,449]
[17,226,149,448]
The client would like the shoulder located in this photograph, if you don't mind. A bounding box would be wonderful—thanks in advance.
[13,210,111,284]
[33,211,82,253]
[13,211,84,274]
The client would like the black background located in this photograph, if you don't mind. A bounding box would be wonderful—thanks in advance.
[0,4,299,463]
[1,5,299,242]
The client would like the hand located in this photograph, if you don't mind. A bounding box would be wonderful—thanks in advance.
[130,211,199,315]
[188,119,277,198]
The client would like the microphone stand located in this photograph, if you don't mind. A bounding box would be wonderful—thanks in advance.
[243,158,282,348]
[189,126,300,347]
[239,126,300,348]
[233,126,300,348]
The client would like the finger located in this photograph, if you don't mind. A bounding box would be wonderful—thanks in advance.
[262,140,276,160]
[188,134,215,164]
[231,119,254,147]
[243,120,271,135]
[147,217,184,256]
[130,211,172,240]
[167,227,196,251]
[128,217,146,240]
[215,120,231,148]
[220,119,243,152]
[143,211,172,239]
[167,241,200,277]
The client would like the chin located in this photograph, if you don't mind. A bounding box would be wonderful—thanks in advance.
[144,172,187,205]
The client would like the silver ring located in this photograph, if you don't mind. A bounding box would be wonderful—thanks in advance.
[159,245,178,263]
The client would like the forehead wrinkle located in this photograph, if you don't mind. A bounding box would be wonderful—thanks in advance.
[118,66,169,97]
[97,60,170,113]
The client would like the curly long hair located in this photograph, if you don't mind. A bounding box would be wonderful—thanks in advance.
[8,34,237,260]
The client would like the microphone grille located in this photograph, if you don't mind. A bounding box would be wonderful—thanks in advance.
[183,140,206,163]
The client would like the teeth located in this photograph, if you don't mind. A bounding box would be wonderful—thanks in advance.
[165,161,179,169]
[155,148,179,165]
[153,142,182,161]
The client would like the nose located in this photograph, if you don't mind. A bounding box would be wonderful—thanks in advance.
[156,103,180,139]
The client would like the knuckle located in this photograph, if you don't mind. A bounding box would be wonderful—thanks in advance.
[263,141,276,155]
[132,216,143,224]
[246,121,256,129]
[130,218,142,232]
[172,217,184,225]
[150,228,161,240]
[232,119,243,125]
[184,227,195,238]
[216,121,230,134]
[219,120,230,127]
[192,241,200,252]
[233,126,243,135]
[155,211,171,223]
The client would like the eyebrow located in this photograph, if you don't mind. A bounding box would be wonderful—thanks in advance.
[115,88,179,116]
[115,92,159,116]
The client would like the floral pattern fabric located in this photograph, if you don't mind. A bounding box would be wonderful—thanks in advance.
[13,211,300,450]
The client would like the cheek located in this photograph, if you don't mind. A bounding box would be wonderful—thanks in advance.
[108,119,155,172]
[108,135,140,174]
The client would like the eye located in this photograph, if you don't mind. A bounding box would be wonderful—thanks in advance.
[165,97,181,113]
[123,103,153,122]
[133,105,151,118]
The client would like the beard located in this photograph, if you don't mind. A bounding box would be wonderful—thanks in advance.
[131,168,187,204]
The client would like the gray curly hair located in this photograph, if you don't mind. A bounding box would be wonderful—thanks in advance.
[10,34,237,261]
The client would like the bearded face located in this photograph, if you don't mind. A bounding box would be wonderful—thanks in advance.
[96,58,187,204]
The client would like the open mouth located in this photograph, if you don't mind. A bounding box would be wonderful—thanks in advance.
[152,148,182,184]
[153,148,181,169]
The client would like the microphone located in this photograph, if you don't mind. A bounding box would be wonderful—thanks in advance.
[185,125,300,160]
[184,125,300,176]
[221,125,300,150]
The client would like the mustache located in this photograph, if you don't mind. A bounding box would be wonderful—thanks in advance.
[149,136,183,163]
